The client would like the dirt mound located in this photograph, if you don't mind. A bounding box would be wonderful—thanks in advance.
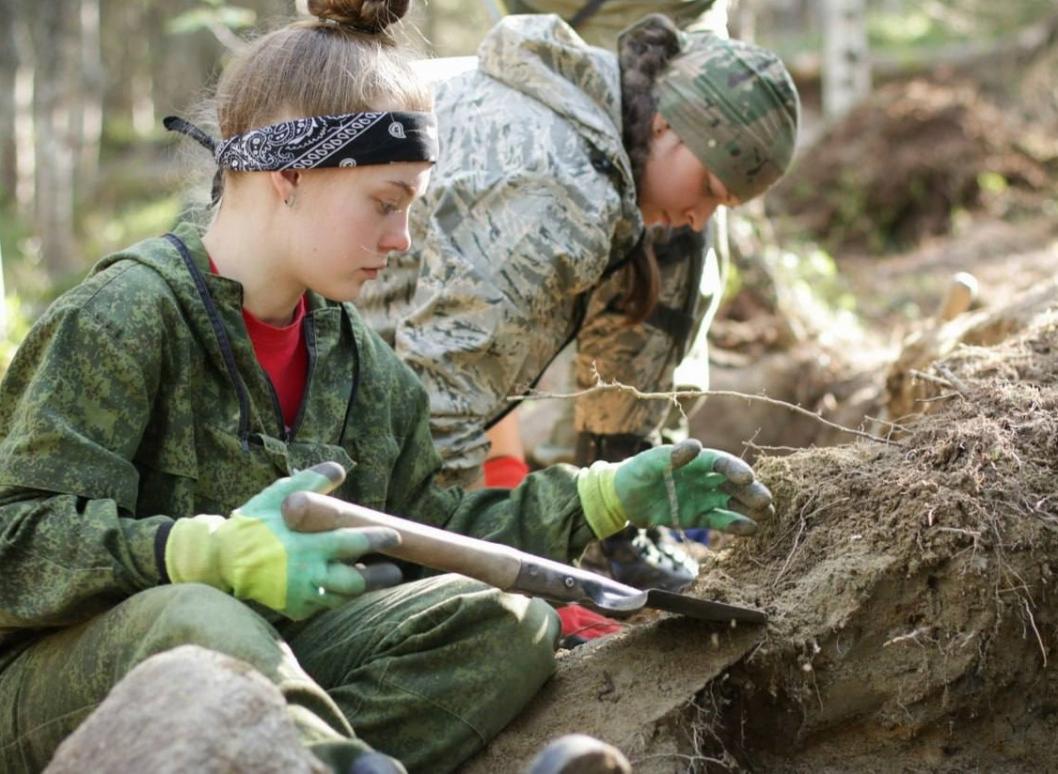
[771,79,1053,253]
[688,304,1058,770]
[884,273,1058,422]
[469,290,1058,773]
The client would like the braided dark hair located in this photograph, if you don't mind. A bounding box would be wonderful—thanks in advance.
[616,14,682,323]
[619,14,682,185]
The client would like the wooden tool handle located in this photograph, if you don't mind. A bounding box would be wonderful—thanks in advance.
[282,491,524,590]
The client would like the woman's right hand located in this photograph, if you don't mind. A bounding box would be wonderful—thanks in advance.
[164,464,401,620]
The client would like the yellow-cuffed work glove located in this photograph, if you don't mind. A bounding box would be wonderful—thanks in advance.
[576,439,774,539]
[164,463,400,620]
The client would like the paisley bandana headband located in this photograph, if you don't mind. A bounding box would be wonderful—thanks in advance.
[164,111,437,205]
[164,111,438,171]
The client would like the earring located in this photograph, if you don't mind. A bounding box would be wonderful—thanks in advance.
[284,193,296,208]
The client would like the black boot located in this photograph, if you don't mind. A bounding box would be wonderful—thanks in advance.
[601,525,698,592]
[576,433,700,593]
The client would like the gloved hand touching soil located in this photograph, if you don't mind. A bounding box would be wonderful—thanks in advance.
[164,463,400,620]
[576,439,774,539]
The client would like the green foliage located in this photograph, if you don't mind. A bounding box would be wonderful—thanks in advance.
[0,216,39,376]
[168,1,256,36]
[977,171,1009,195]
[763,241,861,344]
[756,0,1056,63]
[0,208,31,272]
[0,294,34,377]
[866,0,1057,55]
[0,205,54,307]
[720,257,743,305]
[0,184,182,318]
[81,194,184,269]
[100,117,174,154]
[868,9,954,53]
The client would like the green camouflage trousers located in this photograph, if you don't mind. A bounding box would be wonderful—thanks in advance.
[0,575,560,773]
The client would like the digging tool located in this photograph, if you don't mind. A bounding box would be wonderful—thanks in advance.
[281,487,767,625]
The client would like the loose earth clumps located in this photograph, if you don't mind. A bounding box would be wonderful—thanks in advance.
[692,303,1058,770]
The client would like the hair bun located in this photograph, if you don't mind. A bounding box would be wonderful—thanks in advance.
[307,0,411,34]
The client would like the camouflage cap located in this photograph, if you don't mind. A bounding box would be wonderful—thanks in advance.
[655,31,800,203]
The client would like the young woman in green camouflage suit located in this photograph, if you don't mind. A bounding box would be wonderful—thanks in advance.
[0,1,774,772]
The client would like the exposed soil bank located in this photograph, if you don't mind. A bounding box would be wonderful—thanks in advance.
[470,296,1058,773]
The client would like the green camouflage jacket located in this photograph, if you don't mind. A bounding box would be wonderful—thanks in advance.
[359,16,644,485]
[0,222,594,662]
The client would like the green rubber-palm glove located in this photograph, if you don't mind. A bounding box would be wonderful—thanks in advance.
[577,439,774,539]
[164,463,401,620]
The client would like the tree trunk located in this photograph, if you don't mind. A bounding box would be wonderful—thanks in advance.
[74,0,103,195]
[130,2,156,137]
[421,0,439,55]
[12,5,34,211]
[30,0,80,276]
[731,0,756,42]
[0,0,17,202]
[820,0,871,120]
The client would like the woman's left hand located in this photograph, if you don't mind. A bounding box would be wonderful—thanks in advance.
[576,439,774,539]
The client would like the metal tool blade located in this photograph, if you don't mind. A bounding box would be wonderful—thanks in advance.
[510,557,767,623]
[645,589,768,624]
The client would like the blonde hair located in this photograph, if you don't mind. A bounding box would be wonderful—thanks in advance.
[191,0,431,201]
[218,1,430,134]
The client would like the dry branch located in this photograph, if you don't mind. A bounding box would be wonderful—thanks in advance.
[510,376,903,447]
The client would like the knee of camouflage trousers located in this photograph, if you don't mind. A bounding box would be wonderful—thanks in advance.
[127,584,292,673]
[488,594,562,674]
[0,584,363,774]
[291,577,563,774]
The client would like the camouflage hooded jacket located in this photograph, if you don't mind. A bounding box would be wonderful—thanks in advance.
[363,16,644,485]
[0,222,595,662]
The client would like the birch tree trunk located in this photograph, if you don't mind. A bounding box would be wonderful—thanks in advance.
[821,0,871,120]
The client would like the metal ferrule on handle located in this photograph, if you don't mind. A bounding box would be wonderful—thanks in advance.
[512,559,646,612]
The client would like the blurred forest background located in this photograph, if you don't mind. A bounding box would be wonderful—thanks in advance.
[0,0,1055,366]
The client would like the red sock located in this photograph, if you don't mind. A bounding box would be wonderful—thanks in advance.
[557,604,623,642]
[483,455,530,488]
